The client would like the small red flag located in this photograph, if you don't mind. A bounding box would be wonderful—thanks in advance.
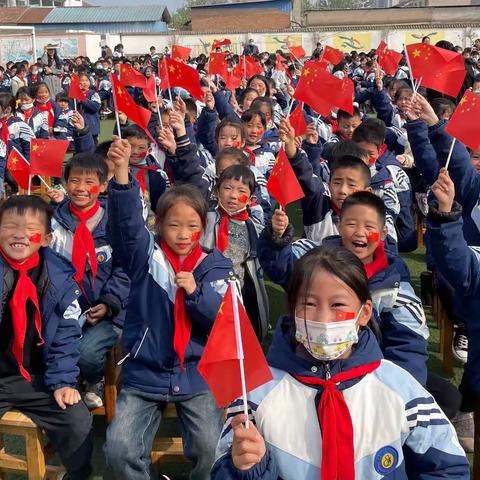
[289,102,307,138]
[445,90,480,151]
[197,283,272,407]
[212,38,231,51]
[143,75,157,103]
[322,46,344,65]
[406,43,466,97]
[7,147,30,189]
[111,74,154,143]
[276,54,286,71]
[172,45,192,62]
[68,73,87,101]
[376,41,402,76]
[288,45,306,60]
[336,310,356,321]
[293,61,354,115]
[224,70,243,91]
[30,139,68,177]
[266,147,305,208]
[159,58,204,101]
[233,56,264,79]
[208,52,228,77]
[119,63,147,88]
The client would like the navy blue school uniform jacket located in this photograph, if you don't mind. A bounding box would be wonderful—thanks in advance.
[0,248,83,390]
[107,177,234,395]
[50,198,130,328]
[78,89,101,137]
[17,108,49,139]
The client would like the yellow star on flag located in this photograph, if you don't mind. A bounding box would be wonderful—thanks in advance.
[460,96,467,106]
[303,67,310,77]
[169,65,176,73]
[117,87,123,96]
[412,49,421,58]
[31,144,39,152]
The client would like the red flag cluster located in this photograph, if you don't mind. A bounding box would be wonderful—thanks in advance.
[119,63,147,88]
[233,56,264,79]
[7,148,30,189]
[406,43,466,98]
[287,45,306,60]
[289,102,307,138]
[445,90,480,150]
[68,73,87,102]
[208,52,228,77]
[159,58,204,101]
[211,38,231,51]
[375,41,403,76]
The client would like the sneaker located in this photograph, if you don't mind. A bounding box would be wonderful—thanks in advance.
[83,381,104,410]
[102,108,112,115]
[452,327,468,365]
[451,411,474,453]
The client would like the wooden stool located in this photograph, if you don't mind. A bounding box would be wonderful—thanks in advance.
[0,410,65,479]
[18,177,53,201]
[432,285,454,376]
[416,211,425,248]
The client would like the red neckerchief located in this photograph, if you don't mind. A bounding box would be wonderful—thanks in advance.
[160,240,203,371]
[331,203,341,217]
[69,201,100,294]
[0,118,9,153]
[378,143,387,159]
[35,100,54,128]
[0,250,44,382]
[243,147,257,165]
[30,75,38,83]
[217,206,249,253]
[23,108,34,125]
[131,164,158,193]
[364,242,389,279]
[294,360,381,480]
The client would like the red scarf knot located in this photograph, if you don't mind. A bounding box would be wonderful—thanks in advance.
[0,250,44,382]
[1,118,9,153]
[69,201,100,294]
[132,164,158,193]
[216,206,249,253]
[35,100,54,128]
[364,242,388,279]
[160,240,204,371]
[294,360,381,480]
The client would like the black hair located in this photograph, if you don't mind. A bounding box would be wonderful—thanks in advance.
[217,164,256,194]
[421,36,431,43]
[124,124,149,141]
[0,92,16,114]
[15,86,34,100]
[430,97,456,119]
[393,86,413,103]
[337,107,361,122]
[215,117,244,142]
[250,96,274,117]
[352,118,386,149]
[64,153,108,184]
[215,147,250,170]
[241,109,267,128]
[55,92,69,103]
[288,245,372,320]
[435,40,455,52]
[330,140,369,163]
[95,140,113,159]
[246,75,271,97]
[240,87,259,106]
[330,155,371,187]
[341,190,386,226]
[0,195,53,233]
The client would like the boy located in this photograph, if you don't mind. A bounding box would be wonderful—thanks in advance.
[324,107,362,146]
[54,92,74,141]
[50,153,130,409]
[0,195,92,479]
[352,118,416,252]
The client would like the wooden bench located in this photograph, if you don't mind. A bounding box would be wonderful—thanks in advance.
[432,281,454,376]
[0,411,65,479]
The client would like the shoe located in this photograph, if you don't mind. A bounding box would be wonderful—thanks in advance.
[451,411,474,453]
[452,327,468,365]
[83,381,104,409]
[102,108,112,115]
[56,473,68,479]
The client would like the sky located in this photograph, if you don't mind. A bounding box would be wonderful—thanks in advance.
[89,0,185,12]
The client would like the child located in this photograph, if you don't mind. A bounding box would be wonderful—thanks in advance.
[0,195,93,479]
[212,245,469,479]
[76,72,101,144]
[202,164,268,340]
[55,92,75,141]
[49,153,130,409]
[250,97,281,152]
[104,138,233,480]
[15,86,49,139]
[32,82,64,138]
[327,107,363,143]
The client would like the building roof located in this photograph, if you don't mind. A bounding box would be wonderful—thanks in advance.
[43,5,170,24]
[18,7,54,24]
[191,0,277,7]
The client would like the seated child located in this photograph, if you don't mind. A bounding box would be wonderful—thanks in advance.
[212,245,469,479]
[0,195,92,479]
[104,138,233,480]
[49,153,130,409]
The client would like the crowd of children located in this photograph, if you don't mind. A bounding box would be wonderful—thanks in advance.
[0,36,478,479]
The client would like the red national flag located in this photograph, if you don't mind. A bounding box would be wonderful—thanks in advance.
[208,52,228,77]
[7,147,30,189]
[212,38,231,50]
[445,90,480,150]
[375,41,402,76]
[224,70,243,91]
[267,147,305,208]
[293,61,354,116]
[119,63,147,88]
[276,54,286,71]
[322,46,344,65]
[172,45,192,62]
[233,56,264,79]
[68,73,87,101]
[143,75,157,103]
[198,283,272,407]
[30,139,68,177]
[406,43,466,97]
[159,58,204,101]
[288,45,306,60]
[111,74,154,143]
[289,102,307,137]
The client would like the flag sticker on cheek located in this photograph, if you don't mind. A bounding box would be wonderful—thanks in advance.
[239,194,249,203]
[89,185,99,194]
[191,231,201,242]
[336,310,356,321]
[232,140,242,148]
[28,233,42,243]
[368,231,380,243]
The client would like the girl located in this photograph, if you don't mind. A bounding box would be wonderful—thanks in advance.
[250,97,281,153]
[247,75,270,97]
[105,137,234,480]
[202,164,268,340]
[15,86,49,139]
[239,87,259,113]
[77,72,101,144]
[32,82,63,138]
[212,245,469,479]
[11,64,28,97]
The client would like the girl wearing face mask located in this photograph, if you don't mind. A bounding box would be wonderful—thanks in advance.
[15,87,49,139]
[212,245,469,480]
[32,82,65,138]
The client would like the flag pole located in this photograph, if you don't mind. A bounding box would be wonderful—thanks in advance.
[21,153,54,189]
[163,56,174,106]
[285,97,295,118]
[403,44,415,90]
[444,137,456,170]
[288,49,305,68]
[27,175,32,195]
[110,73,122,140]
[155,78,163,129]
[73,99,77,111]
[231,279,250,429]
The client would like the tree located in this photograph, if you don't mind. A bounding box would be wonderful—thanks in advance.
[170,4,192,30]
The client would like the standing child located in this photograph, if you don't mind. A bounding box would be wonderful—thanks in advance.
[54,93,75,141]
[212,245,469,479]
[76,72,101,145]
[104,138,233,480]
[15,86,49,139]
[32,82,64,138]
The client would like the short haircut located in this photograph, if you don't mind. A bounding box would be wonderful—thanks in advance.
[215,117,244,142]
[95,140,113,159]
[217,164,256,194]
[330,155,371,187]
[330,140,369,163]
[431,97,455,118]
[15,86,34,99]
[394,86,413,103]
[215,147,250,170]
[341,191,386,226]
[0,92,16,112]
[352,118,386,148]
[250,96,274,116]
[124,124,149,142]
[55,92,69,103]
[337,106,361,122]
[0,195,53,233]
[64,153,108,183]
[241,109,267,128]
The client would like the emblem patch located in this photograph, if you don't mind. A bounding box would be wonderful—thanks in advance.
[374,445,398,474]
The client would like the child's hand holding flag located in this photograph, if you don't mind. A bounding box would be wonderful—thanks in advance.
[431,168,455,213]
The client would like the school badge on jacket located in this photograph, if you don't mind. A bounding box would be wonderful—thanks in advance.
[374,445,399,475]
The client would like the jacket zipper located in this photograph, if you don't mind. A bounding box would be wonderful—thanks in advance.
[324,362,331,380]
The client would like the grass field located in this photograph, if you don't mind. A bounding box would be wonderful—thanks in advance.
[3,119,468,479]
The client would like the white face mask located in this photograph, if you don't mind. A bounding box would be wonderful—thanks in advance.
[21,103,33,111]
[295,307,363,361]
